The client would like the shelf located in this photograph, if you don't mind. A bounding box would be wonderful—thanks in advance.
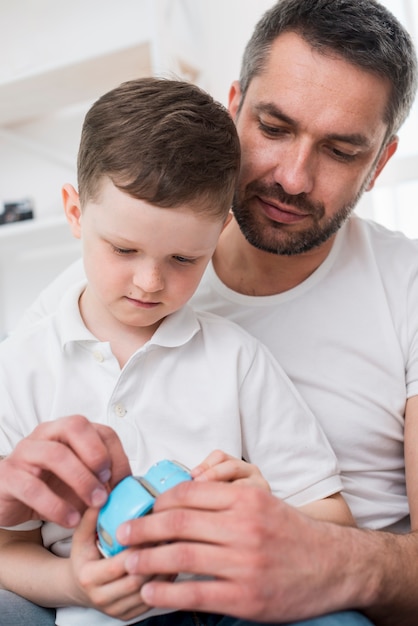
[0,43,152,126]
[0,213,67,236]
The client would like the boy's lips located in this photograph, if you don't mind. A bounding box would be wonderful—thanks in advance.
[257,196,310,224]
[125,296,160,309]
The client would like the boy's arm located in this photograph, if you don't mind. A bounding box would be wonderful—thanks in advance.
[0,513,152,622]
[298,492,355,526]
[357,394,418,624]
[404,395,418,531]
[0,527,74,607]
[193,449,354,526]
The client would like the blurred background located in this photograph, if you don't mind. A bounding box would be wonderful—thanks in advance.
[0,0,417,335]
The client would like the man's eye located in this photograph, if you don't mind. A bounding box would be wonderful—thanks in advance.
[329,147,357,162]
[258,121,288,137]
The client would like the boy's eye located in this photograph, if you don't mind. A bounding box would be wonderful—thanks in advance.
[112,245,136,255]
[173,255,196,265]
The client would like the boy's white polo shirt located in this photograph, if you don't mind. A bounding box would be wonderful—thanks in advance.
[0,281,342,625]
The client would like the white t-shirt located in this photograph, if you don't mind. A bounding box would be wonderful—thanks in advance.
[21,214,418,532]
[191,215,418,532]
[0,282,341,626]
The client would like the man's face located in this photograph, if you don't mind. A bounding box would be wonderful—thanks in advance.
[229,31,397,256]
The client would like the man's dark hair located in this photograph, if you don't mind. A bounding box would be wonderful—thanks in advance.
[239,0,417,141]
[77,77,240,219]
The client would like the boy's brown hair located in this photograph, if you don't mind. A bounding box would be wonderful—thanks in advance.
[77,77,240,220]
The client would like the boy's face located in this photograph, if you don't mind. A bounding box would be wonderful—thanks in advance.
[63,177,225,340]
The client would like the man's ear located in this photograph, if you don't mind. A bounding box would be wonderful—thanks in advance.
[62,183,82,239]
[228,81,242,120]
[366,136,398,191]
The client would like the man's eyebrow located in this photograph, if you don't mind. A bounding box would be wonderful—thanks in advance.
[255,102,295,126]
[325,132,371,148]
[255,102,371,148]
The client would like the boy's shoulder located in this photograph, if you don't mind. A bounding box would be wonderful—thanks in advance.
[0,310,58,360]
[192,306,275,360]
[1,280,85,360]
[194,307,259,338]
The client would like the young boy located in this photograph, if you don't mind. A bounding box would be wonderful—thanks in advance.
[0,78,352,626]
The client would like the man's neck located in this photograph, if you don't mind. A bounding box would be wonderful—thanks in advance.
[212,218,337,297]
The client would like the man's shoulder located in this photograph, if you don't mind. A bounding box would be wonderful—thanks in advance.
[345,216,418,280]
[351,215,418,255]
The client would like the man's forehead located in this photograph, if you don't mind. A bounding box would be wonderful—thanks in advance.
[245,32,391,139]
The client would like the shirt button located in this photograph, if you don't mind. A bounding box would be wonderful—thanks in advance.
[114,403,127,418]
[93,350,105,363]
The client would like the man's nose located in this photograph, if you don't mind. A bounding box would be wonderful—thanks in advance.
[273,140,315,196]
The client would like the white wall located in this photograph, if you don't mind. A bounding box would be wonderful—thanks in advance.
[1,0,418,333]
[0,0,156,334]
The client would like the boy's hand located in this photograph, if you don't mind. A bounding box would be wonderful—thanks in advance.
[68,507,151,621]
[191,449,270,492]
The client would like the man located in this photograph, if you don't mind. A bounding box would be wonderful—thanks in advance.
[2,0,418,624]
[114,1,418,624]
[0,415,130,528]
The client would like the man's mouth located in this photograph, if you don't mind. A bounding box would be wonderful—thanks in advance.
[257,196,311,224]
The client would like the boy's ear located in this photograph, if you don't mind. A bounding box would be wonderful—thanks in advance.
[62,184,82,239]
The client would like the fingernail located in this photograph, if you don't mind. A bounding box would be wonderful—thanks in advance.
[116,522,130,543]
[193,473,208,482]
[125,551,139,573]
[98,468,111,483]
[141,582,153,602]
[91,487,108,507]
[66,510,81,527]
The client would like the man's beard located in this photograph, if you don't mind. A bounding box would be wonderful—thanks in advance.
[231,181,362,256]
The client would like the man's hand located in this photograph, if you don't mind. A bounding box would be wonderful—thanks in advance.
[0,415,130,528]
[116,481,368,622]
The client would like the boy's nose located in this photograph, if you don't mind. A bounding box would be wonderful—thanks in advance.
[133,263,164,293]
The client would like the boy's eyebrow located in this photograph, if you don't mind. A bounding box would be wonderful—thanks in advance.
[254,102,371,148]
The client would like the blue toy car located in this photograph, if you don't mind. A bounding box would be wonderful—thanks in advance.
[97,459,192,557]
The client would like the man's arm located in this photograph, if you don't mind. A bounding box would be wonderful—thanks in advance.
[0,414,130,528]
[115,481,418,625]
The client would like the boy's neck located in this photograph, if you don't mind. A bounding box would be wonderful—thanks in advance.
[212,217,336,296]
[78,289,159,368]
